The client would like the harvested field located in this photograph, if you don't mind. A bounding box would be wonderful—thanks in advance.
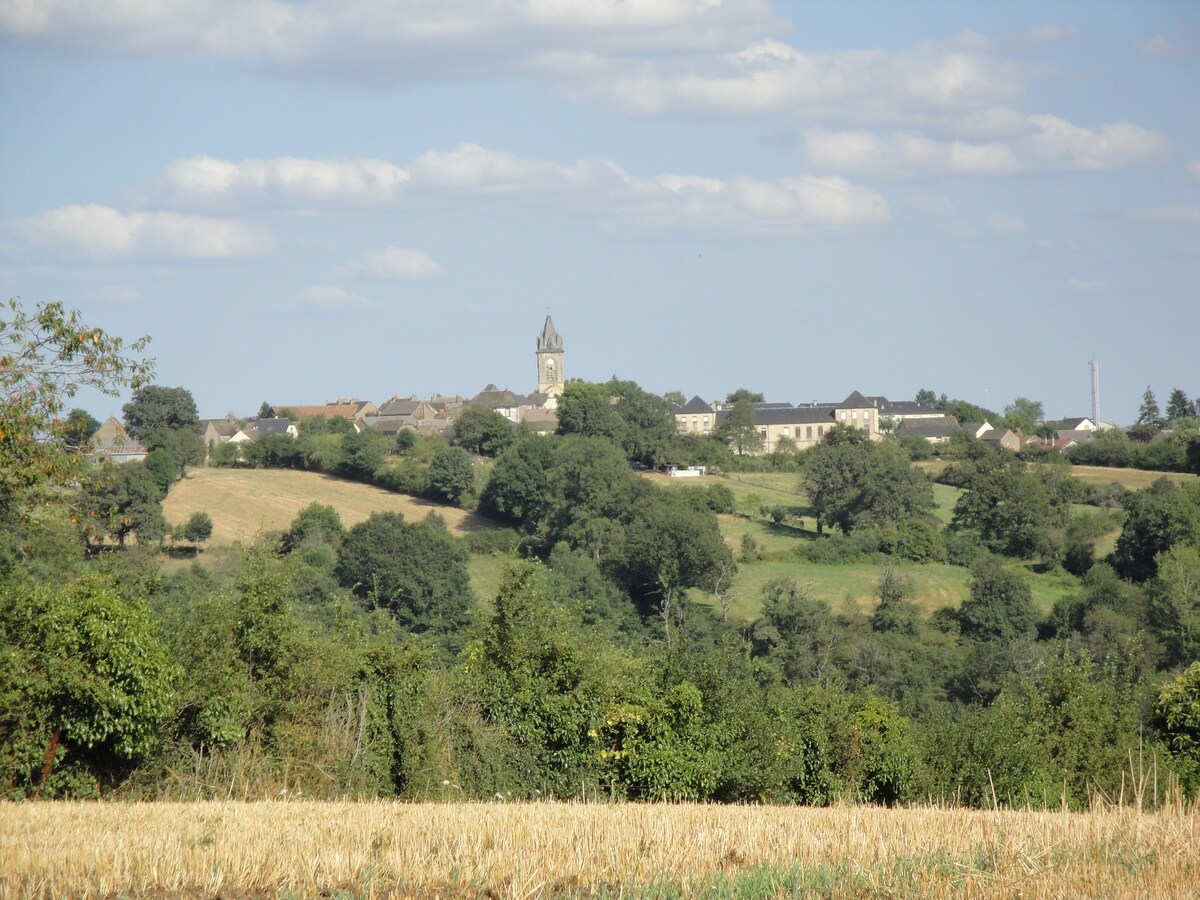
[162,467,500,546]
[2,800,1197,898]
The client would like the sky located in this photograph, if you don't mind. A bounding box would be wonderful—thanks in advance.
[2,1,1198,426]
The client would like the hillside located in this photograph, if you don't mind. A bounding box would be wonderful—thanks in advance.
[162,467,501,545]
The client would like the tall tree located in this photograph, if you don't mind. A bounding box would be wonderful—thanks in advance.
[717,398,763,456]
[122,385,204,472]
[1003,397,1044,434]
[555,381,624,443]
[1136,386,1163,430]
[82,462,167,549]
[62,409,100,451]
[426,446,475,505]
[454,405,515,457]
[1167,388,1193,423]
[957,556,1037,643]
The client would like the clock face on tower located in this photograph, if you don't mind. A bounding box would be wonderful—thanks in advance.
[545,359,556,379]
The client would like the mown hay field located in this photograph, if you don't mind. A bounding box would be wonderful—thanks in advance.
[162,467,501,546]
[2,800,1197,898]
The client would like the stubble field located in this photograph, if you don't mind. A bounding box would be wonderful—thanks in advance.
[2,800,1197,898]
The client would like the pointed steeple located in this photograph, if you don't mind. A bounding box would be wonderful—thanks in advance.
[537,315,563,353]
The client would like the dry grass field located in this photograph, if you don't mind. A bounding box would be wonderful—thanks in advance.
[2,800,1197,898]
[162,468,500,546]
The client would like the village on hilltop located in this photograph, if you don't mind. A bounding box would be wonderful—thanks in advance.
[88,315,1103,464]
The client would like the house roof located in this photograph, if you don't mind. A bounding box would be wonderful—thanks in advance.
[839,390,872,408]
[199,418,240,438]
[677,395,712,414]
[877,399,943,416]
[1060,417,1094,429]
[255,418,295,436]
[896,418,961,439]
[470,385,525,408]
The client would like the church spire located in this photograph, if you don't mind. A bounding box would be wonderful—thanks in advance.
[535,315,564,395]
[537,314,563,353]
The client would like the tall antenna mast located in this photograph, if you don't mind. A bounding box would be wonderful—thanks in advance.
[1089,357,1101,426]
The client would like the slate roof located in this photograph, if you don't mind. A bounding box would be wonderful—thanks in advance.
[273,403,361,420]
[839,390,872,408]
[1060,417,1094,430]
[877,399,943,417]
[896,418,961,439]
[470,385,526,408]
[678,395,712,414]
[255,418,295,436]
[537,315,563,352]
[199,418,240,438]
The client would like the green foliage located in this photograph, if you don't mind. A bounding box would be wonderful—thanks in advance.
[1136,386,1163,431]
[335,511,473,638]
[957,557,1037,643]
[804,436,934,536]
[1149,544,1200,668]
[143,447,178,492]
[478,434,558,529]
[951,454,1065,559]
[607,379,682,467]
[338,428,389,480]
[556,380,624,442]
[1002,396,1044,435]
[175,511,213,546]
[717,398,763,456]
[82,462,168,548]
[1154,662,1200,794]
[1,298,152,515]
[0,573,175,796]
[122,385,203,472]
[1166,388,1193,424]
[1112,478,1200,582]
[426,445,475,506]
[280,502,345,555]
[63,408,100,450]
[454,405,515,457]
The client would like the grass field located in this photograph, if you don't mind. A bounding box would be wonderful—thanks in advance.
[162,467,501,546]
[3,799,1196,898]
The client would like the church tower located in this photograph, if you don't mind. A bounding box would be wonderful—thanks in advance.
[536,315,565,396]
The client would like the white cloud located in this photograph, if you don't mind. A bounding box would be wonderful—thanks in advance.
[10,204,273,260]
[164,145,890,237]
[295,284,380,311]
[803,115,1167,178]
[1137,204,1200,226]
[986,213,1027,235]
[166,155,410,203]
[336,247,442,279]
[1134,34,1188,59]
[1066,278,1109,293]
[1,1,782,75]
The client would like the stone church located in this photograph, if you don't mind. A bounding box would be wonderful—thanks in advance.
[536,314,565,397]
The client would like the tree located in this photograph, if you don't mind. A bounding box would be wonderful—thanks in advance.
[1149,544,1200,668]
[726,388,764,404]
[338,428,388,481]
[62,409,100,451]
[1167,389,1193,424]
[1003,397,1044,434]
[454,405,514,457]
[1,298,152,515]
[619,491,734,640]
[871,563,918,635]
[257,401,273,419]
[915,388,938,408]
[608,380,681,467]
[716,397,762,456]
[335,511,472,635]
[280,503,345,555]
[426,445,475,505]
[804,437,934,535]
[82,462,167,549]
[1111,478,1200,582]
[142,447,178,493]
[555,380,624,443]
[122,385,204,472]
[122,385,199,440]
[0,573,175,796]
[1136,386,1163,430]
[174,511,213,550]
[957,557,1037,643]
[478,434,558,530]
[951,454,1064,559]
[1154,662,1200,794]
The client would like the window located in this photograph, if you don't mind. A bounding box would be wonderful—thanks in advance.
[702,416,709,425]
[818,426,825,436]
[839,411,846,421]
[852,410,858,420]
[782,427,790,438]
[807,426,813,439]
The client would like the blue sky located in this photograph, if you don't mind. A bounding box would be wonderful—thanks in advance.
[2,1,1197,425]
